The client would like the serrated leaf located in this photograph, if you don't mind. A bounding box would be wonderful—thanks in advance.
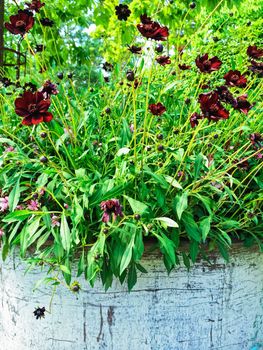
[120,234,135,275]
[8,176,21,212]
[174,191,188,220]
[123,195,149,215]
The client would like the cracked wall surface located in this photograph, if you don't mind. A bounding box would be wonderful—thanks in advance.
[0,246,263,350]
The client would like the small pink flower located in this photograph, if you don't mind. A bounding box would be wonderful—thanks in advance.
[129,124,134,133]
[27,200,39,211]
[0,197,9,212]
[64,203,69,209]
[0,228,4,237]
[39,188,45,196]
[4,146,15,153]
[16,204,25,210]
[51,215,60,227]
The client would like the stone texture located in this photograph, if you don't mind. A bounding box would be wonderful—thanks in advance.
[1,246,263,350]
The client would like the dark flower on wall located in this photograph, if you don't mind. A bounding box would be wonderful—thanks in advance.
[33,307,46,320]
[178,64,191,70]
[198,92,229,121]
[249,133,262,148]
[248,60,263,77]
[40,18,54,27]
[233,95,253,115]
[102,62,113,72]
[224,70,247,87]
[149,102,166,116]
[26,0,45,12]
[216,85,236,105]
[247,45,263,59]
[190,112,202,128]
[115,4,131,21]
[156,56,171,66]
[39,80,59,99]
[137,14,169,41]
[128,45,142,54]
[15,91,53,125]
[5,10,34,36]
[100,199,123,223]
[195,54,222,73]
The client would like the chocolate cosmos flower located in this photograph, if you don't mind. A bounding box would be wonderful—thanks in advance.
[40,18,54,27]
[248,60,263,77]
[156,56,171,66]
[233,95,253,115]
[224,70,247,87]
[247,45,263,59]
[39,80,59,99]
[137,14,169,41]
[102,62,113,72]
[100,199,123,223]
[198,92,229,121]
[33,307,46,320]
[179,64,191,70]
[128,45,142,54]
[195,54,222,73]
[149,102,166,116]
[26,0,45,12]
[115,4,131,21]
[5,10,34,36]
[15,91,53,125]
[215,86,236,105]
[190,113,202,128]
[249,133,262,148]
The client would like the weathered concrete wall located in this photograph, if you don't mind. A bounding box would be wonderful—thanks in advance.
[1,246,263,350]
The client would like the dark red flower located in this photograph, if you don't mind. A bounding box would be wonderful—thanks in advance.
[235,158,249,171]
[248,60,263,77]
[127,79,142,89]
[115,4,131,21]
[198,92,229,121]
[100,199,123,223]
[26,0,45,13]
[102,62,113,72]
[249,133,262,148]
[233,95,253,115]
[33,307,46,320]
[149,102,166,116]
[156,56,171,66]
[247,45,263,59]
[195,54,222,73]
[5,10,34,36]
[15,91,53,126]
[39,80,59,99]
[223,70,247,87]
[215,85,236,105]
[40,18,54,27]
[137,14,169,41]
[190,112,202,128]
[128,45,142,54]
[178,64,191,70]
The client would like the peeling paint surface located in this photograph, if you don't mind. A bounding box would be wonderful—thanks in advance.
[1,247,263,350]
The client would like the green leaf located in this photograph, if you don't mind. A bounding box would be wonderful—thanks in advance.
[20,217,41,257]
[128,264,137,292]
[174,191,188,220]
[194,153,205,179]
[123,195,149,215]
[119,234,135,275]
[60,212,71,253]
[154,232,176,265]
[200,216,211,242]
[182,212,201,242]
[8,176,21,212]
[60,265,71,274]
[190,241,199,263]
[164,175,182,190]
[217,242,229,262]
[154,217,179,228]
[3,210,35,223]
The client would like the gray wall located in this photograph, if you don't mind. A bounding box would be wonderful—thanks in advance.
[1,246,263,350]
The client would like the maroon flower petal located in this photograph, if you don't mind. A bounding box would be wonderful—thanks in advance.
[42,112,53,122]
[22,116,33,125]
[31,115,44,124]
[37,99,51,112]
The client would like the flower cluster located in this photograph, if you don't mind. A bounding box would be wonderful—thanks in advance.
[137,14,169,41]
[100,199,123,223]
